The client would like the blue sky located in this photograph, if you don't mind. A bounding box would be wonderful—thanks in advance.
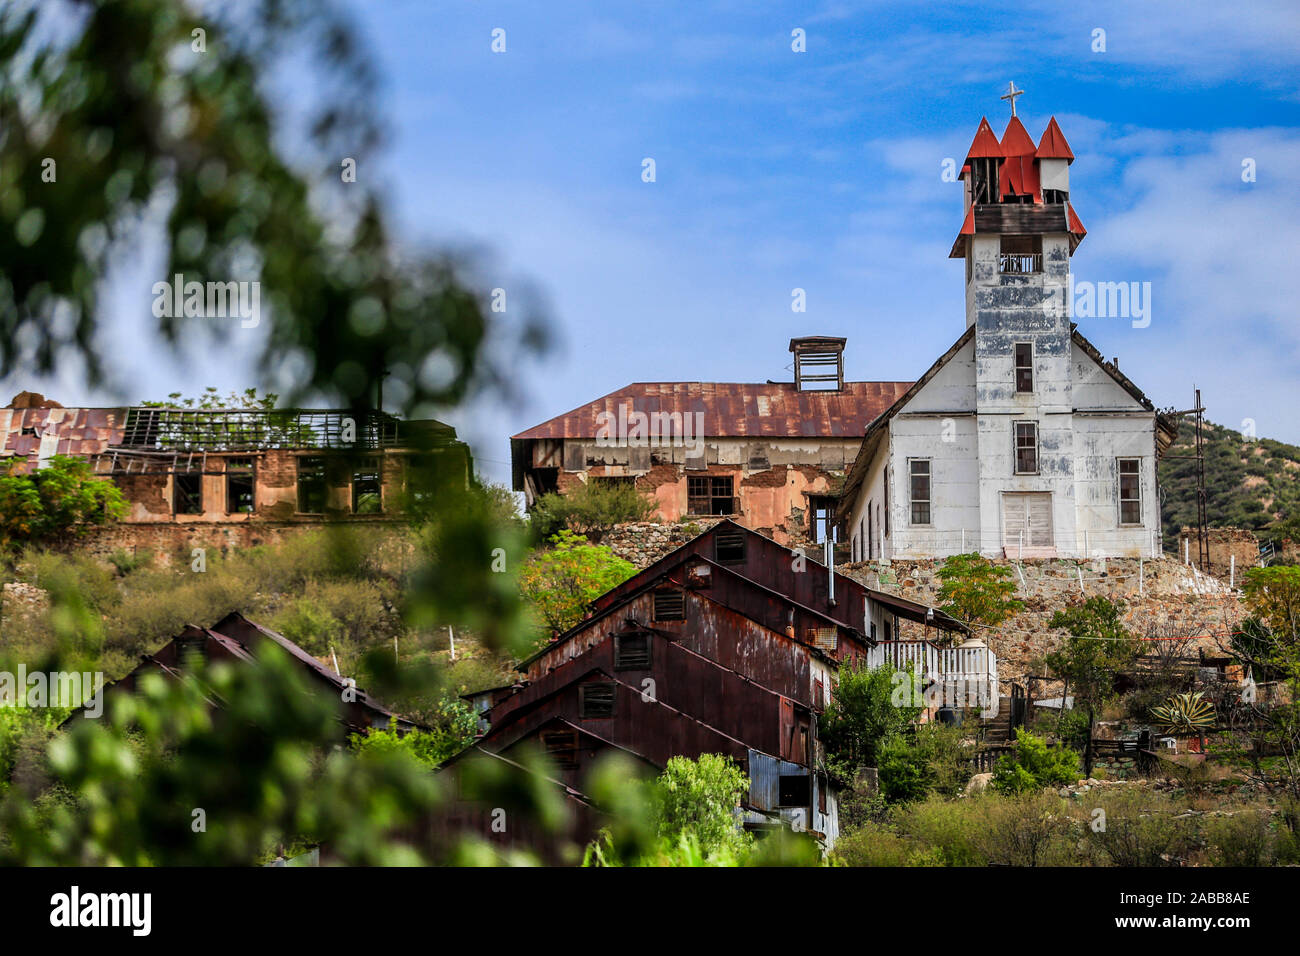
[12,0,1300,486]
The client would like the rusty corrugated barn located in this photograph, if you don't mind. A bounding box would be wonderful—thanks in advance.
[438,521,969,854]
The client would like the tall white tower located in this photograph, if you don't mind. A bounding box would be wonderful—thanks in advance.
[948,105,1087,556]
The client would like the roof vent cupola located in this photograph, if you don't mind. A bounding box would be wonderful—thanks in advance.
[789,337,846,392]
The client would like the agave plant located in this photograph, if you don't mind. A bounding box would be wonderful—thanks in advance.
[1150,691,1216,751]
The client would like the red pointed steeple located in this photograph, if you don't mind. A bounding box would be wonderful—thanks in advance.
[998,116,1040,201]
[999,116,1036,156]
[965,117,1002,159]
[1036,116,1074,162]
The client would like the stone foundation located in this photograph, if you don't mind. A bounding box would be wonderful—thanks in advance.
[840,555,1246,685]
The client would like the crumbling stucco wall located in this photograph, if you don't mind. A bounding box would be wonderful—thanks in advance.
[551,437,855,546]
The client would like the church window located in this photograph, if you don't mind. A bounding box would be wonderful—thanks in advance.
[1014,423,1039,474]
[1118,459,1142,525]
[909,459,931,525]
[1015,343,1034,392]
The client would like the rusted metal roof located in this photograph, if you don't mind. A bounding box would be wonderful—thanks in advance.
[511,381,913,441]
[999,116,1036,156]
[1,402,459,472]
[0,406,125,469]
[1035,116,1075,162]
[964,116,1002,158]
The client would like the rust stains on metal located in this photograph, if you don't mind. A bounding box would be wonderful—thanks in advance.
[511,380,913,442]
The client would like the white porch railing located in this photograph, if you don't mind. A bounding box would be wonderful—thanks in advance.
[864,639,999,717]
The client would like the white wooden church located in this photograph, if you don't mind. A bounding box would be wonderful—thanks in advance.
[840,95,1178,561]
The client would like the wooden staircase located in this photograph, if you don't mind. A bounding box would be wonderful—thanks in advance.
[981,697,1016,744]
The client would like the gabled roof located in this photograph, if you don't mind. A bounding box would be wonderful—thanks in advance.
[511,380,912,441]
[1035,116,1074,162]
[839,324,1167,507]
[529,519,967,663]
[66,612,413,732]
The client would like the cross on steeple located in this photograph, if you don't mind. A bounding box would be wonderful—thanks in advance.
[1000,81,1024,117]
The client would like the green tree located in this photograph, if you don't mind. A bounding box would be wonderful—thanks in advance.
[936,552,1024,628]
[0,0,554,867]
[650,753,752,859]
[0,456,127,551]
[350,706,476,770]
[820,660,922,784]
[1046,597,1138,771]
[517,530,636,637]
[1241,566,1300,646]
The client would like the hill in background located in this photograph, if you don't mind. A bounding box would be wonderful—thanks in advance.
[1160,420,1300,544]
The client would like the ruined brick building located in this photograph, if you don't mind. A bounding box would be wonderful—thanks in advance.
[511,337,910,547]
[2,391,470,552]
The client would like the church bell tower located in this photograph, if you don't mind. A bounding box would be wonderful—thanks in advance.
[949,85,1088,556]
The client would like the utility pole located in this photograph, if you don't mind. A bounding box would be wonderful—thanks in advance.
[1163,388,1211,573]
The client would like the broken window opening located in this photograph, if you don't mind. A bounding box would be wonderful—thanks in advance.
[541,730,579,770]
[688,475,735,516]
[226,458,255,514]
[652,590,685,622]
[579,682,616,720]
[909,459,931,525]
[297,456,329,514]
[969,157,999,205]
[808,495,835,544]
[1118,458,1142,525]
[1015,342,1034,393]
[999,234,1042,275]
[173,473,203,515]
[1014,422,1039,475]
[352,458,382,514]
[614,632,652,670]
[714,528,747,564]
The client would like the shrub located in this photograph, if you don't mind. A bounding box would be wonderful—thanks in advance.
[1086,790,1188,866]
[972,792,1072,866]
[650,754,751,860]
[1205,810,1275,866]
[992,728,1080,794]
[820,660,921,784]
[350,705,476,769]
[0,456,127,551]
[529,481,656,540]
[833,822,923,867]
[877,723,970,803]
[895,796,985,866]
